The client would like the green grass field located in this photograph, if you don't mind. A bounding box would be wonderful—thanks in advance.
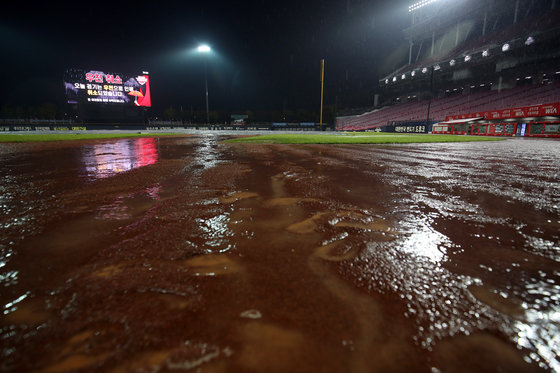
[224,133,506,144]
[0,133,181,143]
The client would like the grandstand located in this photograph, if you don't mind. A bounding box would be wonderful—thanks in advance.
[337,0,560,137]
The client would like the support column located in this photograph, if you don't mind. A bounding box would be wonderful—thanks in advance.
[431,31,435,56]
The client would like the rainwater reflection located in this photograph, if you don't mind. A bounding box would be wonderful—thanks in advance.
[81,137,158,179]
[398,216,448,263]
[196,211,236,253]
[193,135,222,170]
[514,279,560,371]
[338,140,560,370]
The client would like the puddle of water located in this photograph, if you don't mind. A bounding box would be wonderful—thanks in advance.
[327,140,560,371]
[82,137,158,179]
[468,285,525,318]
[196,213,236,253]
[286,213,327,234]
[313,240,361,262]
[184,254,243,276]
[91,264,123,279]
[188,135,223,171]
[333,220,387,231]
[1,138,559,372]
[240,309,262,319]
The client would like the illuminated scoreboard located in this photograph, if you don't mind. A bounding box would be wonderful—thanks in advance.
[64,68,151,107]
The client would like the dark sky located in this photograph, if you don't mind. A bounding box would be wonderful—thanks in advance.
[1,0,411,114]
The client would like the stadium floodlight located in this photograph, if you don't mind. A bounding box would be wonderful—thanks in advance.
[482,49,489,57]
[502,43,510,52]
[385,78,389,84]
[411,71,416,77]
[434,64,441,71]
[401,74,406,80]
[393,76,397,82]
[408,0,438,12]
[197,44,212,123]
[525,36,535,46]
[422,67,428,73]
[449,59,456,66]
[464,55,471,62]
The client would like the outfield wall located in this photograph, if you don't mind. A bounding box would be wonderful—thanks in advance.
[361,121,435,133]
[0,123,333,132]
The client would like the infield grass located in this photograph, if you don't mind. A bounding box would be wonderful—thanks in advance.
[0,133,182,143]
[225,132,506,144]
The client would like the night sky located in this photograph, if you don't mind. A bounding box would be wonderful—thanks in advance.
[1,0,412,115]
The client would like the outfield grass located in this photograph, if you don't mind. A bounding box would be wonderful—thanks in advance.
[224,133,506,144]
[0,133,181,143]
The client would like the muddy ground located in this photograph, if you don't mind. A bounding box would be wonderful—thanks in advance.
[0,135,558,372]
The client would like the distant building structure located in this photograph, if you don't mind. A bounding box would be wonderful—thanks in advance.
[337,0,560,137]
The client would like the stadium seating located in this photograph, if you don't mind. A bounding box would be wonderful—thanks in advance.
[337,81,560,131]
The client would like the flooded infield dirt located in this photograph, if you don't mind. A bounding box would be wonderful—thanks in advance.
[0,135,559,372]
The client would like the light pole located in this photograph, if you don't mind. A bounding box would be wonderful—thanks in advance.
[197,44,211,123]
[320,59,325,130]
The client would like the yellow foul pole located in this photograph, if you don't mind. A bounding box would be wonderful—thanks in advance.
[320,59,325,129]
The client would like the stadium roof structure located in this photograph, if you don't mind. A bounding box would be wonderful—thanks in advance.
[380,1,560,89]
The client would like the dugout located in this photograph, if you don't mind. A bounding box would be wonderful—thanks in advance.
[434,102,560,137]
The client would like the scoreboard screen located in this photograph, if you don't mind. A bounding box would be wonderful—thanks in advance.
[64,68,151,107]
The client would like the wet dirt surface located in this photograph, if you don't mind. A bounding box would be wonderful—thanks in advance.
[0,135,559,372]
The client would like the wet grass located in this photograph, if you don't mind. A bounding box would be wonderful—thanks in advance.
[224,133,507,144]
[0,133,182,143]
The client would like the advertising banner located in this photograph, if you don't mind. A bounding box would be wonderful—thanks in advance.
[445,102,560,121]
